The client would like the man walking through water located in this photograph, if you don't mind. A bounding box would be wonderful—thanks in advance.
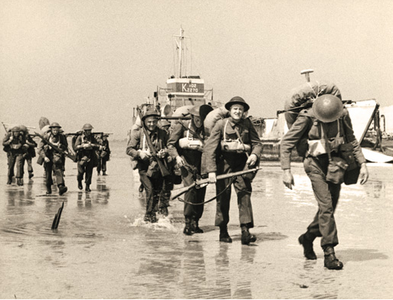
[74,123,101,192]
[280,94,369,270]
[38,122,68,195]
[127,109,169,223]
[167,104,212,235]
[204,97,262,245]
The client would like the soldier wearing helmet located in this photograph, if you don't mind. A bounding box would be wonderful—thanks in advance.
[2,126,28,185]
[97,134,111,176]
[74,123,101,192]
[167,104,213,234]
[126,109,170,223]
[280,93,369,270]
[18,125,37,180]
[38,122,68,195]
[204,97,262,245]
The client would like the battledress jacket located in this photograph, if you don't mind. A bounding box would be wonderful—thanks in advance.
[126,127,169,172]
[280,107,366,170]
[37,132,68,160]
[203,117,263,173]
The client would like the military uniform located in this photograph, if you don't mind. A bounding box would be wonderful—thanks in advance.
[19,126,37,179]
[126,112,169,222]
[204,97,262,244]
[2,127,27,185]
[97,135,110,176]
[38,123,68,195]
[167,113,207,234]
[280,101,367,269]
[74,126,100,192]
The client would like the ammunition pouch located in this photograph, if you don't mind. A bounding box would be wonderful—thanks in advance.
[146,161,160,178]
[326,157,348,185]
[79,156,91,166]
[52,153,63,166]
[221,140,251,153]
[339,142,361,185]
[100,150,108,158]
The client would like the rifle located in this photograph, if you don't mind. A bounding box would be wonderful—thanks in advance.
[1,122,8,132]
[276,99,354,116]
[34,132,77,162]
[137,108,170,177]
[171,166,262,200]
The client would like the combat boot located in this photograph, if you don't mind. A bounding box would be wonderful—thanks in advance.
[324,246,343,270]
[16,178,23,186]
[78,180,83,190]
[85,184,91,192]
[183,217,194,235]
[219,225,232,243]
[7,176,12,185]
[58,184,68,196]
[29,172,34,179]
[192,218,203,234]
[159,206,169,217]
[150,213,157,223]
[241,225,257,245]
[144,213,151,223]
[298,233,317,260]
[46,185,52,195]
[103,171,107,176]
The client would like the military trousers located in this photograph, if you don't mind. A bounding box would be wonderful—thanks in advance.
[44,161,64,187]
[181,165,206,220]
[7,152,24,179]
[215,153,254,228]
[77,161,94,185]
[139,169,164,215]
[303,156,341,248]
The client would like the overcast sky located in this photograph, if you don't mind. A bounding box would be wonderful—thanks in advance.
[1,0,392,139]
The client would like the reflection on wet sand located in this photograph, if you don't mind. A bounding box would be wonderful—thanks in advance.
[1,151,393,298]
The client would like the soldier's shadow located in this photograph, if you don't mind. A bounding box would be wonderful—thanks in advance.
[338,248,388,262]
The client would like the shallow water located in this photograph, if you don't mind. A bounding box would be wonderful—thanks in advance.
[0,142,392,299]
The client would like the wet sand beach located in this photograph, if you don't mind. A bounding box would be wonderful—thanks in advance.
[1,141,393,299]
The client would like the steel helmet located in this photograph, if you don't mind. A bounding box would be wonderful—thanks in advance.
[312,94,344,123]
[82,123,94,131]
[11,126,20,132]
[19,125,28,133]
[49,122,61,129]
[141,109,160,121]
[224,96,250,112]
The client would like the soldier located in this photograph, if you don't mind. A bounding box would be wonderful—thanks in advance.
[126,109,169,223]
[204,97,262,245]
[74,123,101,192]
[157,119,173,217]
[38,122,68,195]
[19,125,37,179]
[167,105,212,235]
[2,126,28,185]
[97,134,111,176]
[280,94,369,270]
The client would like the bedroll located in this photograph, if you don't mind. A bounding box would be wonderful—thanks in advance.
[284,80,341,128]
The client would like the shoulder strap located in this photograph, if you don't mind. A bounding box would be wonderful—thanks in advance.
[223,119,229,141]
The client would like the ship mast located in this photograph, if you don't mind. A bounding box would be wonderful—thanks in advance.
[174,27,185,78]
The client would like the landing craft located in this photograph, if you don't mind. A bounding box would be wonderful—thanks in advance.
[131,27,221,127]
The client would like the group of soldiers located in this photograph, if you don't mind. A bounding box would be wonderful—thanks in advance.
[127,93,369,270]
[3,91,370,270]
[2,122,111,195]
